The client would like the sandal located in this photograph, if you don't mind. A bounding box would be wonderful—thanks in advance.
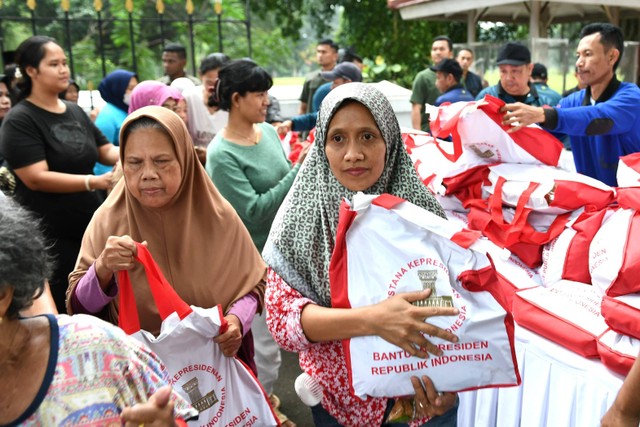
[273,407,296,427]
[269,393,281,410]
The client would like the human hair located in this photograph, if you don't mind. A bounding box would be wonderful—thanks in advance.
[210,59,272,111]
[14,35,57,101]
[319,38,339,53]
[163,43,187,59]
[458,47,474,56]
[579,23,624,71]
[121,115,171,151]
[0,199,50,319]
[433,35,453,52]
[199,52,230,75]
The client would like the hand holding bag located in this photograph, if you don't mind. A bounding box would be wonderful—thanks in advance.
[118,243,278,427]
[330,193,520,399]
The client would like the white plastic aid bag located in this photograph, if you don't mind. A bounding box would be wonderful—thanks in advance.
[118,244,278,427]
[330,193,520,398]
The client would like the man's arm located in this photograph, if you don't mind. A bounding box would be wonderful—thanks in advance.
[601,352,640,427]
[503,85,640,135]
[411,103,422,130]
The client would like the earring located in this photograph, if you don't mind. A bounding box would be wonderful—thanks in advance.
[0,316,3,325]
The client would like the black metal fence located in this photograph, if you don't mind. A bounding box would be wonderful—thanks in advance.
[0,1,252,81]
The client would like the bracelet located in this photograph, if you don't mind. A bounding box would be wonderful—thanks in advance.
[84,174,95,192]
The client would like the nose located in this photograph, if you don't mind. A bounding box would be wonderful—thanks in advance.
[141,162,159,179]
[344,141,364,162]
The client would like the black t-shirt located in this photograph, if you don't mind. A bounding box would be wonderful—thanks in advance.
[0,100,109,240]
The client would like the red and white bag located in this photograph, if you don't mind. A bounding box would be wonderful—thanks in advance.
[617,153,640,187]
[118,244,278,427]
[512,280,608,358]
[402,129,489,210]
[541,207,613,287]
[590,188,640,297]
[330,193,520,398]
[466,178,573,268]
[597,329,639,376]
[601,294,640,339]
[484,163,615,214]
[428,95,563,167]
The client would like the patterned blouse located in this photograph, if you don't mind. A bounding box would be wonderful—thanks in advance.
[4,314,196,426]
[266,269,429,427]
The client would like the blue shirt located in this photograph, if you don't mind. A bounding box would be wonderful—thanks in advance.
[435,84,474,106]
[543,78,640,186]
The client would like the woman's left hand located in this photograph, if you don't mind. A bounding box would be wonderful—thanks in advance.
[411,375,457,419]
[214,314,243,357]
[121,385,176,426]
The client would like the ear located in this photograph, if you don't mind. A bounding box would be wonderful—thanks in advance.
[608,48,620,66]
[0,286,15,318]
[526,63,534,76]
[231,91,242,108]
[25,65,38,79]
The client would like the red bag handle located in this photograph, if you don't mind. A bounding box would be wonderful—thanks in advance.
[118,243,193,335]
[429,103,466,162]
[518,212,572,245]
[487,177,539,247]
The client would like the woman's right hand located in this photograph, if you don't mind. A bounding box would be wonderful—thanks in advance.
[89,171,115,191]
[366,289,459,359]
[95,235,142,288]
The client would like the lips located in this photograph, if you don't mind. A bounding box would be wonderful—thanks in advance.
[344,167,367,176]
[141,187,163,195]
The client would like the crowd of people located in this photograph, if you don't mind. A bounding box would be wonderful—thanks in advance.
[0,20,639,427]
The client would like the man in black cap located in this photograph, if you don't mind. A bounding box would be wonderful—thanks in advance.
[502,23,640,187]
[530,62,561,106]
[475,42,557,107]
[277,62,362,135]
[431,59,474,106]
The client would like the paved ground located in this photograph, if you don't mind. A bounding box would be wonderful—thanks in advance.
[272,350,315,426]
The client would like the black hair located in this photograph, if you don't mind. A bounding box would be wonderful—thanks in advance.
[199,52,230,75]
[58,78,80,100]
[0,198,51,319]
[210,59,272,112]
[15,35,58,102]
[318,38,339,53]
[458,47,474,56]
[433,35,453,52]
[579,23,625,72]
[163,43,187,59]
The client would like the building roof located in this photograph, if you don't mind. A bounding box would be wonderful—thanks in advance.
[387,0,640,24]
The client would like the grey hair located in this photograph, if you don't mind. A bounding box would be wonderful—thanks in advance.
[0,198,51,318]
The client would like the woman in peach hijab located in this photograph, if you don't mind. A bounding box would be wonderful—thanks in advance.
[67,106,265,371]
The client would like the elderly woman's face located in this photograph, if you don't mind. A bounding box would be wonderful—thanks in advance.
[325,101,386,191]
[123,127,182,209]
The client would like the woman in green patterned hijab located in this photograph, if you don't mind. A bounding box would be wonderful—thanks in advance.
[263,83,458,426]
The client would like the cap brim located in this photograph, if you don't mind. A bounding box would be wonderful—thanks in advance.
[496,59,528,66]
[321,71,338,81]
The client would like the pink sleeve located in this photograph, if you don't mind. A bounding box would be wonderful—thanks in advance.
[265,268,315,352]
[227,293,258,336]
[71,263,118,314]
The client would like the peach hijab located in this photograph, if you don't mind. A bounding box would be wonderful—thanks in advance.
[68,106,265,333]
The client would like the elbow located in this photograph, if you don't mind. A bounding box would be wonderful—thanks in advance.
[585,118,615,136]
